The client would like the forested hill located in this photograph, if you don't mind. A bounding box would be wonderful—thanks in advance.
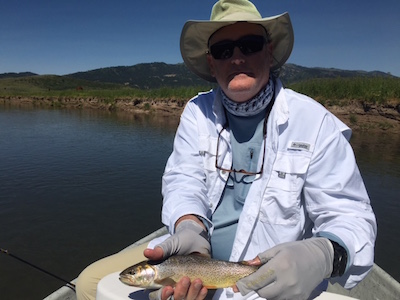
[65,62,394,88]
[3,62,394,89]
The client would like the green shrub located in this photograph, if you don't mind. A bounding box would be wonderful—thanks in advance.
[288,77,400,105]
[349,114,358,125]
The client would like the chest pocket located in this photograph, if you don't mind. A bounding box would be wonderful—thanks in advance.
[260,152,311,225]
[198,135,218,171]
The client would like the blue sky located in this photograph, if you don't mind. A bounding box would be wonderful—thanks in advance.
[1,0,399,76]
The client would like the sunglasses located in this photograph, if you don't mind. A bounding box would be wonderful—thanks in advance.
[208,35,267,60]
[215,119,266,177]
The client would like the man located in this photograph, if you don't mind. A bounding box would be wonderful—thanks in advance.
[76,1,376,299]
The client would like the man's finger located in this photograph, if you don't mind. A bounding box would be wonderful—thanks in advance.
[243,256,262,266]
[186,278,204,300]
[173,277,191,300]
[144,246,164,260]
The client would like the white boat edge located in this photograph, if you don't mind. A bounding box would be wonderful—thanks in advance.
[43,227,400,300]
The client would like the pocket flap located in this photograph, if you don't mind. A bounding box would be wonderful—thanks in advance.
[273,152,311,174]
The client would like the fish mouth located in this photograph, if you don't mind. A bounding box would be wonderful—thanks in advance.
[119,274,134,286]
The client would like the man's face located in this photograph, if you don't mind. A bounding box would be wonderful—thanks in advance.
[207,23,273,103]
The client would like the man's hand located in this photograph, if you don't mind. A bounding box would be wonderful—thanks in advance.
[144,216,211,300]
[144,217,211,259]
[236,238,334,300]
[148,277,208,300]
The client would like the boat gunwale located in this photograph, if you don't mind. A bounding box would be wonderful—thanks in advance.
[44,227,400,300]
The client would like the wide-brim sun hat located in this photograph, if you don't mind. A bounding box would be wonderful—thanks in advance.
[180,0,294,82]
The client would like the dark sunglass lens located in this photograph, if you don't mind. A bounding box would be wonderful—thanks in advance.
[210,42,234,59]
[210,35,265,59]
[238,36,265,55]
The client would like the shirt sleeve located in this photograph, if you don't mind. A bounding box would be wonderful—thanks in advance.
[303,113,377,288]
[161,100,212,233]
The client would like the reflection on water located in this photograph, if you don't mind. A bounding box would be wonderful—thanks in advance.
[351,131,400,165]
[0,105,178,299]
[350,131,400,285]
[0,104,399,299]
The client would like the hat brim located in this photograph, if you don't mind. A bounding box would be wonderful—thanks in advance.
[180,12,294,82]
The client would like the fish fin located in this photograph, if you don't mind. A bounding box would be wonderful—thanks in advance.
[155,278,177,287]
[203,285,218,289]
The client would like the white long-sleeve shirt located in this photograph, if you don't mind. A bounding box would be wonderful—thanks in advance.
[161,78,377,289]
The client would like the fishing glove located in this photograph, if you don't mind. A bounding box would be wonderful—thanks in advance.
[157,219,211,258]
[236,238,334,300]
[149,220,211,300]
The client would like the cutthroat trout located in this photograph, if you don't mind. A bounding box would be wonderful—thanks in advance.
[119,255,258,289]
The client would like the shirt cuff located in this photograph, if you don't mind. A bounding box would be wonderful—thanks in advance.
[316,231,351,274]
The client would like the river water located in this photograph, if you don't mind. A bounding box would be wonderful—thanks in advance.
[0,104,399,299]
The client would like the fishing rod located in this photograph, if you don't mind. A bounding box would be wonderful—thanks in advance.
[1,247,76,291]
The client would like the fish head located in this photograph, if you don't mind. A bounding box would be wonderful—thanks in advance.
[119,261,162,289]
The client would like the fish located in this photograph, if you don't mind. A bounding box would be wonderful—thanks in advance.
[119,255,259,289]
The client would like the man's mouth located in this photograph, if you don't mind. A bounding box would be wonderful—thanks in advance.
[229,72,253,80]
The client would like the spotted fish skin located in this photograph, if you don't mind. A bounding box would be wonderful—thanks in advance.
[119,255,259,289]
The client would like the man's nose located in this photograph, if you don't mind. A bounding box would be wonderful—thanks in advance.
[230,47,245,63]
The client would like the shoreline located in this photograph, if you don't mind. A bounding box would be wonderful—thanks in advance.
[1,96,399,133]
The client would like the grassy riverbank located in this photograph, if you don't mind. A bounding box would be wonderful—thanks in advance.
[1,76,399,133]
[290,77,400,133]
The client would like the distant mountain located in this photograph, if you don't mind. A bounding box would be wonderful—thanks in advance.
[65,62,395,88]
[279,64,394,85]
[0,72,37,79]
[0,63,395,89]
[65,62,210,89]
